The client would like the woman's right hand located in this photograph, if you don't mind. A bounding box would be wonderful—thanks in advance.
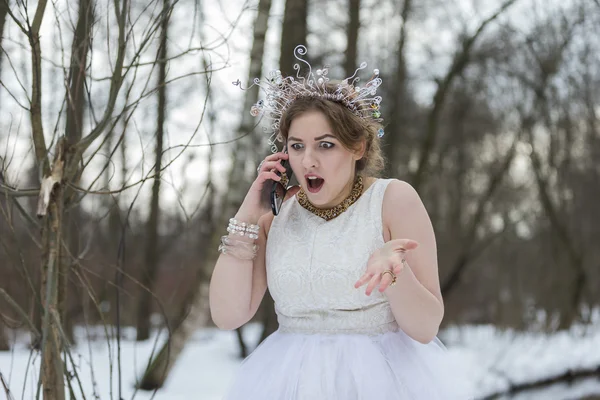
[236,152,290,221]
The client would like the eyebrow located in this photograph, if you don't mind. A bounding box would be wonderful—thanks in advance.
[288,134,337,142]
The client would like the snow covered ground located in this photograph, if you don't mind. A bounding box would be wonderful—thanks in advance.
[1,319,599,400]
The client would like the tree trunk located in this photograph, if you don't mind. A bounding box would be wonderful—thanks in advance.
[26,0,66,397]
[344,0,360,78]
[280,0,308,76]
[40,196,66,400]
[39,140,67,400]
[136,0,170,342]
[225,0,273,216]
[138,180,215,388]
[59,0,94,344]
[383,0,411,178]
[138,281,211,389]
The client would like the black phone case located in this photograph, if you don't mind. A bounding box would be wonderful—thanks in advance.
[260,157,295,214]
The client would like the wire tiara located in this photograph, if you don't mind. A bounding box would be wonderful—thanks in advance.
[233,45,385,153]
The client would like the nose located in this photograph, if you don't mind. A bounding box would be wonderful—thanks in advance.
[301,148,318,170]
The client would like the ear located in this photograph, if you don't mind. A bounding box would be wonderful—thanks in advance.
[353,139,367,161]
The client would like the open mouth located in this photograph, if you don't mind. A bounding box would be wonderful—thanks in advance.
[306,176,325,193]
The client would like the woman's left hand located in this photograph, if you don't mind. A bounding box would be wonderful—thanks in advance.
[354,239,419,296]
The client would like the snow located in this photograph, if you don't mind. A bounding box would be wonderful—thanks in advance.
[0,321,599,400]
[441,321,600,399]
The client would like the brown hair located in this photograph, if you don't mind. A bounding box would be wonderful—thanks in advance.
[278,83,385,178]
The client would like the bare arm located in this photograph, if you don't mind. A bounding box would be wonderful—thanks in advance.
[208,209,274,330]
[209,150,298,330]
[383,180,444,344]
[208,151,290,330]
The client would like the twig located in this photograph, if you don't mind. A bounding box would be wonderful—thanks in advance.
[0,289,41,340]
[0,372,16,400]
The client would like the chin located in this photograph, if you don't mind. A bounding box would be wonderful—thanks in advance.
[306,190,333,208]
[301,185,324,202]
[308,197,328,207]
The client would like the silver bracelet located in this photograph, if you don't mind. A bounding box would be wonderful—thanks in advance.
[227,218,260,239]
[218,236,258,260]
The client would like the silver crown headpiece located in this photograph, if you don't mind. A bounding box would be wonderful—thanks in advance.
[233,45,385,153]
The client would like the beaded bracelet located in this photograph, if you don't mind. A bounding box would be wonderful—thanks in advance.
[218,235,258,260]
[227,218,260,240]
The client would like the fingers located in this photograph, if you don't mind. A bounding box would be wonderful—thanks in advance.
[259,159,287,175]
[364,274,381,296]
[355,266,398,295]
[379,270,394,292]
[395,239,419,251]
[392,262,404,275]
[354,273,372,289]
[264,152,288,163]
[258,170,282,183]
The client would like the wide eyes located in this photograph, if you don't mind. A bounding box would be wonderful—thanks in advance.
[290,142,335,151]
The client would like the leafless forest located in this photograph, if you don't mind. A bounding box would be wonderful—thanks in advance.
[0,0,599,398]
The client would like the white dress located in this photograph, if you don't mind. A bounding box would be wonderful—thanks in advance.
[224,179,471,399]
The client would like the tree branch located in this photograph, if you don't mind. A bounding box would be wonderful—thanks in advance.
[0,183,39,197]
[442,135,519,296]
[72,0,131,159]
[27,0,51,176]
[411,0,519,190]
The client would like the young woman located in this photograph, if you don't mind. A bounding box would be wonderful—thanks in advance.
[209,46,470,399]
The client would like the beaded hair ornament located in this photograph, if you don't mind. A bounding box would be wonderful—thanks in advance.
[233,45,385,153]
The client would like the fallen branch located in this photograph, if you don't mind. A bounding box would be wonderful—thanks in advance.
[481,365,600,399]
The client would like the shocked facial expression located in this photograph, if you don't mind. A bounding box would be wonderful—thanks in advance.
[287,110,363,208]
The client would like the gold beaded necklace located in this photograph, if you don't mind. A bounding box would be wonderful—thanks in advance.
[296,175,364,221]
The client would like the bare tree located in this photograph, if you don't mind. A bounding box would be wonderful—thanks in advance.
[518,12,589,328]
[136,0,171,342]
[58,0,95,345]
[0,0,222,396]
[411,0,519,190]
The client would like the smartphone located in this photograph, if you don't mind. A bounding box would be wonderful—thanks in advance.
[261,149,295,216]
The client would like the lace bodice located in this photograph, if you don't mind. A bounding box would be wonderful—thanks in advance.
[265,179,398,335]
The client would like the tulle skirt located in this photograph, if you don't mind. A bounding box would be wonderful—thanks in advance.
[224,328,471,399]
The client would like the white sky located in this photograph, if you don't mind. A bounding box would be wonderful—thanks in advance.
[0,0,593,221]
